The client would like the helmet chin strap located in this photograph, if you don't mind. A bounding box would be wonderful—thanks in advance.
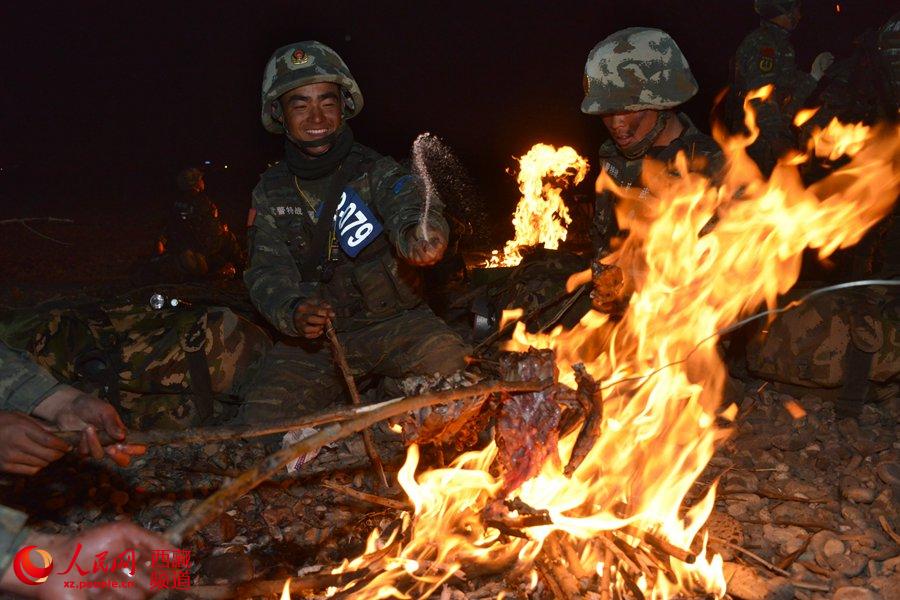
[618,111,671,160]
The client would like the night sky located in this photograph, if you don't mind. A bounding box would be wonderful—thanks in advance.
[2,0,895,231]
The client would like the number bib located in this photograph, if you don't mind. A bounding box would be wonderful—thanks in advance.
[330,187,384,257]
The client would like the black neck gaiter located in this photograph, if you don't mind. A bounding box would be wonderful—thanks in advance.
[284,126,355,180]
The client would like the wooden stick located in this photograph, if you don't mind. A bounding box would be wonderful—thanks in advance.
[878,515,900,546]
[564,364,604,476]
[322,479,410,511]
[600,543,612,600]
[55,379,544,448]
[0,217,74,225]
[536,535,583,600]
[710,536,791,578]
[164,378,548,544]
[326,321,388,488]
[621,526,696,564]
[544,531,581,598]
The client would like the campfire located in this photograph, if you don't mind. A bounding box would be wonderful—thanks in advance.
[264,91,899,599]
[484,143,589,268]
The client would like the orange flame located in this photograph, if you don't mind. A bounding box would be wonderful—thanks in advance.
[315,93,900,599]
[486,143,588,267]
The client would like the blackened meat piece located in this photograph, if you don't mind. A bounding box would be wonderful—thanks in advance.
[496,349,562,494]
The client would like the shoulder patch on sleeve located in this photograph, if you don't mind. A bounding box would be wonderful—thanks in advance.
[392,174,413,195]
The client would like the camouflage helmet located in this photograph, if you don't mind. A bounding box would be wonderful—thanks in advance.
[260,41,364,133]
[754,0,800,19]
[176,168,204,192]
[581,27,698,114]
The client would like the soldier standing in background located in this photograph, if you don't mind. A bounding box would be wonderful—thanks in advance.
[728,0,817,174]
[240,41,468,421]
[581,27,724,312]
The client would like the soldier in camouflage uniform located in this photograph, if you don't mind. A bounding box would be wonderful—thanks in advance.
[582,28,724,310]
[728,0,817,174]
[240,41,468,421]
[0,303,272,430]
[154,167,245,280]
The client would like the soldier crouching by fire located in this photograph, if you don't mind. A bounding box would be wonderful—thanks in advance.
[237,41,470,421]
[581,27,724,314]
[145,167,245,282]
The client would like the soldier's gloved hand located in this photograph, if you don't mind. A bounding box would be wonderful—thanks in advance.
[403,226,447,267]
[0,411,70,475]
[0,521,177,599]
[32,386,144,467]
[293,299,335,339]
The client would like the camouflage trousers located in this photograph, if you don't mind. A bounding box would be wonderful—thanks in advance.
[745,288,899,389]
[0,304,272,430]
[235,306,470,422]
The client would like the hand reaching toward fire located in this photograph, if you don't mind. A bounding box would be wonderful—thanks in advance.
[403,226,447,267]
[0,521,176,599]
[31,386,145,468]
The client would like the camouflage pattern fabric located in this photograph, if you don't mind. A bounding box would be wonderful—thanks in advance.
[0,340,62,414]
[729,20,817,173]
[483,250,590,328]
[245,142,449,335]
[261,41,363,133]
[746,289,899,388]
[237,306,469,422]
[880,11,900,115]
[0,305,272,430]
[582,27,698,115]
[592,113,724,256]
[0,504,30,577]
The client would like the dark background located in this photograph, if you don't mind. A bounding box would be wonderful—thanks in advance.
[1,0,895,237]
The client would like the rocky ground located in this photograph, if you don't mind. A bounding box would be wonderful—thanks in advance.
[0,371,896,599]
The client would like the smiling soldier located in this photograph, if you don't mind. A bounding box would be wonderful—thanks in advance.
[240,41,468,420]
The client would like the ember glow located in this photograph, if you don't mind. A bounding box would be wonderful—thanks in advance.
[485,143,588,267]
[291,95,899,598]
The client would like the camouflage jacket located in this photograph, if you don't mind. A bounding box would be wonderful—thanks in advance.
[167,192,220,247]
[591,112,724,255]
[0,505,30,577]
[0,339,62,414]
[245,142,448,335]
[730,20,817,169]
